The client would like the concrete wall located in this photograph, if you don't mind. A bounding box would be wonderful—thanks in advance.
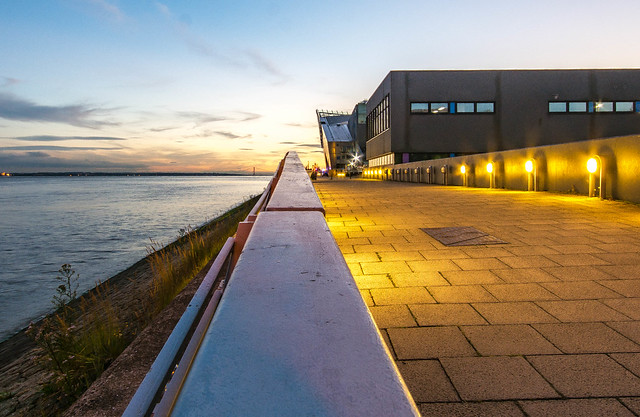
[366,135,640,203]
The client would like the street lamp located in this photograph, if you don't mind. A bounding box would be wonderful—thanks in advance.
[587,155,605,199]
[460,165,467,187]
[525,159,537,191]
[486,162,495,188]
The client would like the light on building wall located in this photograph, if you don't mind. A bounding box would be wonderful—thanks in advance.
[487,162,495,188]
[460,165,466,174]
[486,163,493,173]
[587,156,605,199]
[525,159,537,191]
[460,165,467,187]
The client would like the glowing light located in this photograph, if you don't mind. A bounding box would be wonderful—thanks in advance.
[525,160,534,173]
[337,172,346,177]
[486,162,493,173]
[587,158,598,173]
[460,166,466,174]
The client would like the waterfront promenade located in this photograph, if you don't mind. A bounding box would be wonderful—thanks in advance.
[314,178,640,416]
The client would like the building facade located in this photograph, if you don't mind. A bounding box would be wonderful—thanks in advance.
[366,70,640,167]
[316,103,366,174]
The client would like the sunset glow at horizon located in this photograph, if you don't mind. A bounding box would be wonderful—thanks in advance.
[2,0,640,173]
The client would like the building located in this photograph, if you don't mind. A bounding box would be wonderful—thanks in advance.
[316,103,367,174]
[366,69,640,167]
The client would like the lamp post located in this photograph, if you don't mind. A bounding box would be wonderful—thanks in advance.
[525,159,537,191]
[487,162,495,189]
[587,155,605,199]
[460,165,467,187]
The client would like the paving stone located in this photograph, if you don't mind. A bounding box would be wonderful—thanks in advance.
[368,305,417,329]
[419,401,525,417]
[484,283,559,301]
[533,322,640,353]
[396,360,459,402]
[498,255,559,269]
[418,249,470,259]
[347,262,362,275]
[595,243,640,252]
[594,253,640,265]
[462,324,561,355]
[388,327,477,359]
[540,281,621,300]
[429,285,497,303]
[544,265,614,281]
[547,244,605,254]
[360,289,374,306]
[599,279,640,297]
[519,398,635,417]
[545,253,611,266]
[452,257,510,270]
[336,237,370,246]
[391,271,450,287]
[353,243,396,253]
[368,235,412,245]
[610,353,640,377]
[492,268,559,283]
[440,270,503,285]
[410,304,488,326]
[597,265,640,279]
[528,354,640,397]
[440,356,559,401]
[472,302,558,324]
[377,251,425,261]
[360,261,412,274]
[460,247,514,258]
[603,298,640,320]
[536,300,631,322]
[370,287,436,305]
[506,245,560,256]
[607,321,640,345]
[352,274,394,289]
[620,397,640,414]
[406,259,461,272]
[342,252,380,263]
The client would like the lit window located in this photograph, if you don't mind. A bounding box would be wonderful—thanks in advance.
[476,102,495,113]
[594,101,614,112]
[411,103,429,113]
[549,102,567,113]
[615,102,634,112]
[456,102,475,113]
[636,102,640,112]
[430,103,449,114]
[568,102,587,113]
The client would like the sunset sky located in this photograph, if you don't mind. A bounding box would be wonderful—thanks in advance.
[1,0,640,173]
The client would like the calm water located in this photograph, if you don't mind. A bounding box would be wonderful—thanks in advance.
[0,175,270,341]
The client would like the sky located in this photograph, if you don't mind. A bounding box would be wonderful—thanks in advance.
[1,0,640,174]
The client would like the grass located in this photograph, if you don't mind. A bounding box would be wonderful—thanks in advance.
[26,195,260,411]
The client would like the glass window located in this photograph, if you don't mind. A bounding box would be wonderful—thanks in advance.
[549,102,567,113]
[615,102,634,112]
[636,101,640,112]
[456,102,475,113]
[568,102,587,112]
[430,103,449,114]
[477,102,495,113]
[410,103,429,113]
[594,101,614,112]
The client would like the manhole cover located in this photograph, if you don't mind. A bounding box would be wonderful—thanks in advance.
[421,226,508,246]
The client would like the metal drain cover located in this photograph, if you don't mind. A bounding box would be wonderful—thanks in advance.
[421,226,508,246]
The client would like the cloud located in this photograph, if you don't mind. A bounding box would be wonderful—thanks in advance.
[176,111,228,125]
[0,152,148,171]
[0,93,119,128]
[285,122,316,128]
[1,77,20,87]
[1,145,122,152]
[295,143,321,148]
[215,131,251,140]
[10,135,127,142]
[238,112,262,122]
[244,49,288,82]
[87,0,125,20]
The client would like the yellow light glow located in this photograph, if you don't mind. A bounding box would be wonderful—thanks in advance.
[460,165,466,174]
[587,158,598,173]
[486,162,493,173]
[525,160,533,173]
[337,172,346,177]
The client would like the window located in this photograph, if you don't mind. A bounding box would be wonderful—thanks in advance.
[457,102,475,113]
[430,103,448,114]
[476,102,495,113]
[616,102,634,112]
[568,102,587,113]
[411,103,429,113]
[367,95,390,139]
[549,102,567,113]
[594,101,614,112]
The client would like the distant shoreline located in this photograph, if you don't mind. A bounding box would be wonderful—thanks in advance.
[3,172,273,177]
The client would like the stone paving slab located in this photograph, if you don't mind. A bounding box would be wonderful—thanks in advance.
[314,179,640,414]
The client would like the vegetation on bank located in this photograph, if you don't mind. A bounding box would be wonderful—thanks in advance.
[26,195,260,411]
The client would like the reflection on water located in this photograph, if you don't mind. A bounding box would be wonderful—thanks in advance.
[0,176,270,341]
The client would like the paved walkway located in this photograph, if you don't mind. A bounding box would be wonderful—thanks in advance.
[314,178,640,416]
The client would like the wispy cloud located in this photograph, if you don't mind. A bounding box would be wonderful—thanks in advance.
[176,111,228,125]
[1,145,122,151]
[0,93,119,128]
[82,0,126,22]
[0,151,149,171]
[238,112,262,122]
[1,77,20,87]
[215,131,251,140]
[9,135,127,142]
[155,2,288,82]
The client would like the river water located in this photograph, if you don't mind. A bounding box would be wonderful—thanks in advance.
[0,175,270,341]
